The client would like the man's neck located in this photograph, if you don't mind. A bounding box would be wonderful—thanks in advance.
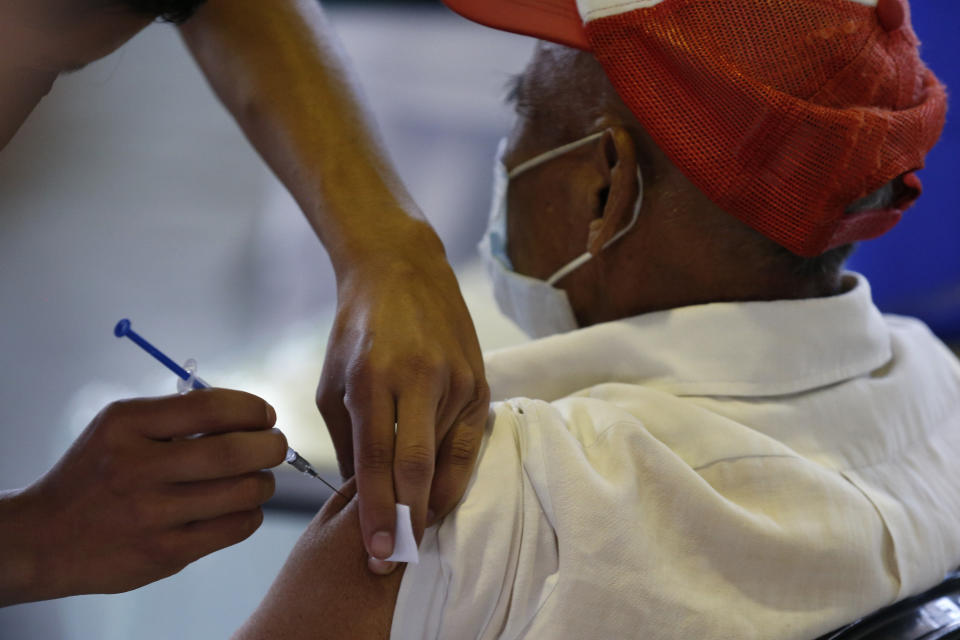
[575,234,849,327]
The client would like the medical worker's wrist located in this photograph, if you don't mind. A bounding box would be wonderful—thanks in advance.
[331,214,446,280]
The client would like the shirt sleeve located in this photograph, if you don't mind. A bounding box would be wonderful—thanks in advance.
[390,401,560,640]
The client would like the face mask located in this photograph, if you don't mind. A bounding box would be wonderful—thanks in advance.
[479,133,644,339]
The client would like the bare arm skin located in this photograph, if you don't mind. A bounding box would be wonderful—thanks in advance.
[179,0,424,267]
[0,1,150,151]
[180,0,489,567]
[0,65,55,150]
[233,479,404,640]
[0,390,286,607]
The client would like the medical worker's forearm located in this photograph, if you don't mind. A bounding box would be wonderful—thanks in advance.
[0,65,56,153]
[179,0,441,272]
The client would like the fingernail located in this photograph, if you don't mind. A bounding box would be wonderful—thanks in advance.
[427,509,437,526]
[367,557,397,575]
[370,531,393,559]
[265,403,276,425]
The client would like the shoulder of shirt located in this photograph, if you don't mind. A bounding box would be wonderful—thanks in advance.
[490,392,652,452]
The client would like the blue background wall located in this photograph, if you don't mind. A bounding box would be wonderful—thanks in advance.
[847,3,960,341]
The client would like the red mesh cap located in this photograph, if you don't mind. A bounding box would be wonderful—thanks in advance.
[443,0,947,257]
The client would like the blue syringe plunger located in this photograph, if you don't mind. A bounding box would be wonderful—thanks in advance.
[114,319,206,390]
[113,319,131,338]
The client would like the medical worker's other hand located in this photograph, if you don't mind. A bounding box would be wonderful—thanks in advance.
[317,227,490,570]
[0,389,286,606]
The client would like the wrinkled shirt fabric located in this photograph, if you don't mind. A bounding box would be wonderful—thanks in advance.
[391,274,960,640]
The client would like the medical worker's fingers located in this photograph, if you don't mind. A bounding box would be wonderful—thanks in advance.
[427,402,489,525]
[169,508,265,564]
[163,471,276,524]
[316,363,356,479]
[114,389,277,440]
[431,354,479,445]
[428,308,489,524]
[347,384,400,560]
[159,428,287,482]
[393,386,441,544]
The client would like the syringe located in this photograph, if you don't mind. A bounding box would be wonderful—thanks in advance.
[114,318,344,497]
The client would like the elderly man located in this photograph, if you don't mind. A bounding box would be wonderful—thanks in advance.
[235,0,960,638]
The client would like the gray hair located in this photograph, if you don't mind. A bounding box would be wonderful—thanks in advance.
[846,179,900,214]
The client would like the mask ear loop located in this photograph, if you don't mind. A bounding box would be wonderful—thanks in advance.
[507,132,606,179]
[546,165,644,286]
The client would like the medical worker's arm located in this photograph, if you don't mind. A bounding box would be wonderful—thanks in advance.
[0,390,285,607]
[233,479,403,640]
[179,0,489,567]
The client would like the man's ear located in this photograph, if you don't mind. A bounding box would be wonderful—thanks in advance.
[586,127,641,256]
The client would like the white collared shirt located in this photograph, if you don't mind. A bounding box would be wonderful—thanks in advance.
[391,274,960,640]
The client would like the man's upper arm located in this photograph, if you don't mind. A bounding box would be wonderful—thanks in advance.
[234,488,405,640]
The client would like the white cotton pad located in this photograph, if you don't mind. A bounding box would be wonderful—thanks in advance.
[386,503,419,564]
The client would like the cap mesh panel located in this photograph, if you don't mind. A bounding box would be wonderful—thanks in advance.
[586,0,946,256]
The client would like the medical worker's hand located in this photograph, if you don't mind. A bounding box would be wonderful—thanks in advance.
[0,389,286,606]
[317,228,490,571]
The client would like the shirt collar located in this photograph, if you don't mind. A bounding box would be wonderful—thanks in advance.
[484,273,892,402]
